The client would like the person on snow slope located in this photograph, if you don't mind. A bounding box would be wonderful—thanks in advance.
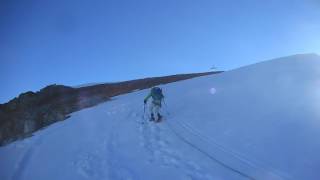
[144,87,164,122]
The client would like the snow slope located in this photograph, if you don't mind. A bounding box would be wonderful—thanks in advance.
[1,54,320,180]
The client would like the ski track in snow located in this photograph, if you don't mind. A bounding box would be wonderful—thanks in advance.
[72,149,107,179]
[11,136,43,180]
[71,104,137,180]
[71,129,108,178]
[106,118,137,180]
[138,114,214,180]
[167,118,289,180]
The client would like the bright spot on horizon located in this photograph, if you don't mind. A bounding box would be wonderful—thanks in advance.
[210,88,217,95]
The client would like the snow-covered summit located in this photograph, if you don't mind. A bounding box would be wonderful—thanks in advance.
[1,54,320,180]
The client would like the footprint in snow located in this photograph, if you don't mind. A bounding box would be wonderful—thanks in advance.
[72,152,106,179]
[137,114,215,180]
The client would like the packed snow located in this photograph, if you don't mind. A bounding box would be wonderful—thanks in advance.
[1,54,320,180]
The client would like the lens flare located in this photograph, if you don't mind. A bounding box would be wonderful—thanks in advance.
[210,87,217,95]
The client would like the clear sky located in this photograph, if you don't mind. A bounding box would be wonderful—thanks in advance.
[1,0,320,103]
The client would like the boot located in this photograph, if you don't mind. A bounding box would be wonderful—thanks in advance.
[157,113,162,122]
[150,113,155,121]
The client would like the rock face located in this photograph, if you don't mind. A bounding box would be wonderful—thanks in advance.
[0,71,221,146]
[0,85,76,145]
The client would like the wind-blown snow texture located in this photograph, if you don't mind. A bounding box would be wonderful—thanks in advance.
[1,54,320,180]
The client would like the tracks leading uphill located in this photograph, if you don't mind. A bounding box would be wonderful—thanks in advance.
[165,117,289,180]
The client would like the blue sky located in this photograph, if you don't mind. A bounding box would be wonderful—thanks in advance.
[1,0,320,103]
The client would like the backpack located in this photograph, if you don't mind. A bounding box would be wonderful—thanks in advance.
[151,87,164,101]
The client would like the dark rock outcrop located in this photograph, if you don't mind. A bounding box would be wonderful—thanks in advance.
[0,85,77,145]
[0,71,222,146]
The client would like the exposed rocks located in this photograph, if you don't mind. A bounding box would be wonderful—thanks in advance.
[0,85,76,145]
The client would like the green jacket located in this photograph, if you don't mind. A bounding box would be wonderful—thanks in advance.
[144,92,163,106]
[144,93,152,102]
